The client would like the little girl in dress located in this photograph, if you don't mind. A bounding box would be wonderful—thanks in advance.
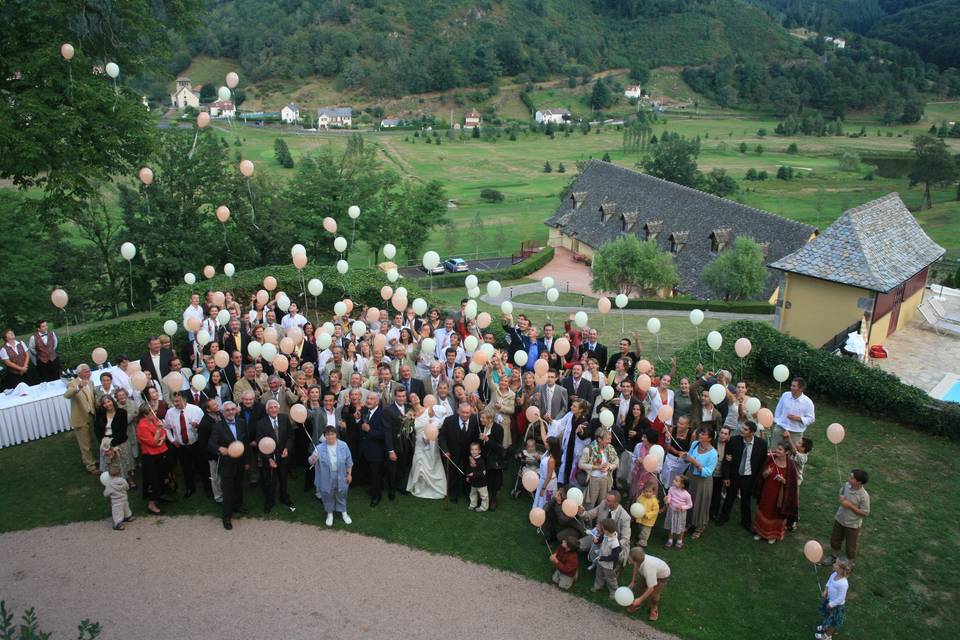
[663,474,692,550]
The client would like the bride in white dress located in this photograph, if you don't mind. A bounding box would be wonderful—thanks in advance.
[407,395,447,499]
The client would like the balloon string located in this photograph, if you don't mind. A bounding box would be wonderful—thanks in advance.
[437,445,465,476]
[834,443,842,482]
[112,78,119,112]
[221,222,230,252]
[128,261,135,309]
[188,129,199,160]
[246,179,261,230]
[696,326,701,362]
[813,563,822,592]
[620,309,625,336]
[538,527,553,555]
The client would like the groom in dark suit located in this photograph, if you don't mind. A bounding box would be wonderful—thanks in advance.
[359,392,386,506]
[207,401,250,530]
[256,399,296,513]
[382,387,411,500]
[439,402,479,504]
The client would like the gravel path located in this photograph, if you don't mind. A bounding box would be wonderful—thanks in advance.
[0,517,678,640]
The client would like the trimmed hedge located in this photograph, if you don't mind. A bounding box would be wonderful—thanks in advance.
[155,265,441,318]
[625,298,773,314]
[672,320,960,440]
[414,247,555,289]
[58,316,165,369]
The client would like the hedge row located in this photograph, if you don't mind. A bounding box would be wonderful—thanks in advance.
[625,298,773,314]
[59,316,166,369]
[672,320,960,440]
[155,265,441,318]
[412,247,555,289]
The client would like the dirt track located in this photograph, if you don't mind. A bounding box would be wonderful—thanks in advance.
[0,517,678,639]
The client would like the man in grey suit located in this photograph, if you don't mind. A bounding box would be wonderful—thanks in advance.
[536,370,569,421]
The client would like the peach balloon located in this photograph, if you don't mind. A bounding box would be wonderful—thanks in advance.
[60,43,75,61]
[263,327,279,345]
[163,371,184,391]
[597,297,611,314]
[280,337,295,355]
[263,276,277,291]
[534,373,548,386]
[392,293,407,312]
[554,337,570,356]
[239,160,254,177]
[826,423,845,445]
[214,350,230,368]
[258,437,277,455]
[735,337,752,359]
[203,265,215,279]
[637,359,651,374]
[91,347,108,365]
[522,470,539,492]
[197,112,210,128]
[323,217,337,233]
[186,316,201,332]
[643,453,660,472]
[256,289,269,306]
[211,291,226,308]
[131,371,148,391]
[756,408,774,428]
[226,71,240,89]
[525,406,541,422]
[290,404,308,423]
[477,312,492,329]
[380,286,393,301]
[423,395,437,408]
[424,425,439,442]
[227,441,244,458]
[272,355,289,372]
[293,253,307,269]
[562,498,579,518]
[636,374,651,393]
[287,327,304,345]
[533,359,548,375]
[139,167,154,185]
[528,508,546,528]
[373,334,387,352]
[657,405,674,423]
[343,299,354,314]
[803,540,824,563]
[464,373,481,393]
[471,350,488,366]
[216,205,230,223]
[51,288,69,309]
[366,307,380,323]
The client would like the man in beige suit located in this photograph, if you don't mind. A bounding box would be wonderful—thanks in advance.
[64,364,98,474]
[259,375,298,415]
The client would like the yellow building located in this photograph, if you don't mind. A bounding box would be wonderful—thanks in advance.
[771,193,944,352]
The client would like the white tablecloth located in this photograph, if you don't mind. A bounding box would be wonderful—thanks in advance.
[0,379,72,448]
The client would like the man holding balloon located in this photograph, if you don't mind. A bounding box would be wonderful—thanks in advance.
[773,377,816,448]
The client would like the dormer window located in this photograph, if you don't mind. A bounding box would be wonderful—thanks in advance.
[621,211,639,234]
[670,231,688,254]
[643,219,663,241]
[599,202,616,222]
[709,228,731,253]
[571,192,587,209]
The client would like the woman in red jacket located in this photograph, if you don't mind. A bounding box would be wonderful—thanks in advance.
[136,404,168,515]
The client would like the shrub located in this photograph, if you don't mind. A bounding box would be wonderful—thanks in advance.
[672,321,960,439]
[787,143,798,154]
[0,600,100,639]
[623,299,772,314]
[543,161,552,173]
[414,247,554,289]
[59,316,166,369]
[479,188,505,203]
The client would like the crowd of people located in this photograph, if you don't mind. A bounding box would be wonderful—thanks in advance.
[50,288,868,636]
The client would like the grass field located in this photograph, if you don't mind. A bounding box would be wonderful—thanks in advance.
[2,392,955,640]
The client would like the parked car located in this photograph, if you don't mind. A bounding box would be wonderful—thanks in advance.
[443,258,469,273]
[420,263,445,275]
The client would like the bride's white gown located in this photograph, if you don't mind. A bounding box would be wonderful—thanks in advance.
[407,410,447,499]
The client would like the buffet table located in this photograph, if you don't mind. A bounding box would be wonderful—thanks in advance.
[0,380,72,448]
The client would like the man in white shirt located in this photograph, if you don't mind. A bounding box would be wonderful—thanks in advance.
[281,303,307,332]
[626,548,671,622]
[163,394,208,498]
[385,313,404,345]
[433,317,457,358]
[263,310,285,339]
[773,377,815,447]
[536,370,568,421]
[182,294,204,337]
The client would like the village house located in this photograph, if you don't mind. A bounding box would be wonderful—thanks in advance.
[281,102,300,124]
[169,77,200,110]
[545,161,814,300]
[465,110,482,128]
[624,85,643,99]
[771,193,944,351]
[209,100,235,118]
[535,108,572,125]
[317,107,352,128]
[824,36,847,48]
[380,118,402,128]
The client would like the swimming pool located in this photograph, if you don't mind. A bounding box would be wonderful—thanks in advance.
[942,381,960,404]
[931,375,960,404]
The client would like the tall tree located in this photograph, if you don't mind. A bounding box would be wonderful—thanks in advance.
[622,111,652,155]
[701,237,768,301]
[908,135,958,209]
[591,236,678,296]
[590,78,613,111]
[703,168,738,198]
[641,133,702,188]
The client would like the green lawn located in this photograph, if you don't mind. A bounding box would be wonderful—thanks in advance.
[1,394,955,640]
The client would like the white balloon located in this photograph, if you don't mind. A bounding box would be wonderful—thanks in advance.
[334,236,348,253]
[351,320,366,338]
[546,288,559,303]
[334,302,347,316]
[100,471,111,487]
[647,317,661,335]
[600,385,615,401]
[513,350,528,366]
[105,62,119,78]
[464,336,479,353]
[386,268,399,282]
[322,322,335,334]
[465,274,479,289]
[614,587,635,607]
[396,286,408,298]
[468,286,481,299]
[574,311,588,327]
[276,295,291,312]
[689,308,704,326]
[247,341,262,359]
[224,263,235,277]
[615,293,629,308]
[500,301,513,315]
[465,300,478,320]
[541,276,555,290]
[383,243,396,260]
[412,298,428,315]
[307,279,323,296]
[480,344,495,358]
[348,205,361,219]
[422,251,440,270]
[163,320,178,336]
[566,487,584,507]
[317,333,332,350]
[773,364,790,383]
[196,330,211,346]
[191,374,207,392]
[216,309,231,326]
[120,242,136,261]
[336,259,349,274]
[629,502,646,520]
[291,243,306,257]
[184,272,196,285]
[421,337,436,354]
[709,383,726,405]
[649,444,665,461]
[707,331,723,351]
[599,409,615,428]
[261,343,278,362]
[486,280,502,297]
[745,396,762,415]
[218,86,231,102]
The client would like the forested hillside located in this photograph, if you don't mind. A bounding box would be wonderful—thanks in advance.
[184,0,798,96]
[870,0,960,69]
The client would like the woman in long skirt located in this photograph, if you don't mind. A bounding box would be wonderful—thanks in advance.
[685,428,718,539]
[752,443,798,544]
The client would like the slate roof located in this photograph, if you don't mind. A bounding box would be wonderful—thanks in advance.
[546,161,815,299]
[770,193,944,292]
[317,107,352,117]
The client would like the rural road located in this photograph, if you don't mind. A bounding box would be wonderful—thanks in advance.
[0,517,678,640]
